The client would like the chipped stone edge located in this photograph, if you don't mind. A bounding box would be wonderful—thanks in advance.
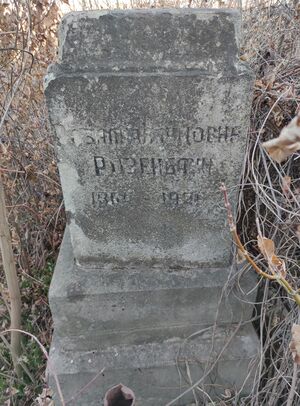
[58,8,242,61]
[43,8,248,92]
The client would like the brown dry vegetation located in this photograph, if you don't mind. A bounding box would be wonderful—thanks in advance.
[0,0,300,405]
[0,1,63,404]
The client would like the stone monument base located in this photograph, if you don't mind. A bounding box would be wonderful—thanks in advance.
[49,326,258,405]
[47,229,258,405]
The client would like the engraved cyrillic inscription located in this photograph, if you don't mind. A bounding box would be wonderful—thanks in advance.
[94,156,214,177]
[83,125,240,146]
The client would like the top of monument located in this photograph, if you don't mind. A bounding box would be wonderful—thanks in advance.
[45,8,253,267]
[53,8,242,75]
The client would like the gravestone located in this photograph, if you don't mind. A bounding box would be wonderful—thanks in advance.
[45,9,258,405]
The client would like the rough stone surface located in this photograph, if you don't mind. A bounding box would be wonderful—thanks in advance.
[51,8,241,74]
[49,325,258,406]
[45,8,253,267]
[50,228,257,350]
[46,9,258,405]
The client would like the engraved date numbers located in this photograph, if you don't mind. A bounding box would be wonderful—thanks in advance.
[91,191,128,208]
[162,191,201,206]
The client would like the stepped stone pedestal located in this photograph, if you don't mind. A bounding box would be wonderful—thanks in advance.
[45,8,258,405]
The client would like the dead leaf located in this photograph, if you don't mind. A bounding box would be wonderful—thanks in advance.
[270,255,286,278]
[263,114,300,163]
[257,236,275,259]
[290,324,300,365]
[257,235,286,277]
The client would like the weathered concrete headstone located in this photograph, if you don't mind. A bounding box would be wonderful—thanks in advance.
[46,9,258,405]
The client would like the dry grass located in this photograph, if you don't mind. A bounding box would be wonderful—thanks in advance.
[233,1,300,404]
[0,0,300,404]
[0,2,63,404]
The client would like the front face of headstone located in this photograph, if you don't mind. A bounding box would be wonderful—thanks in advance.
[46,9,253,267]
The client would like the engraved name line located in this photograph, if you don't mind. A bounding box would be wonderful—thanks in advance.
[85,125,240,146]
[94,156,214,177]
